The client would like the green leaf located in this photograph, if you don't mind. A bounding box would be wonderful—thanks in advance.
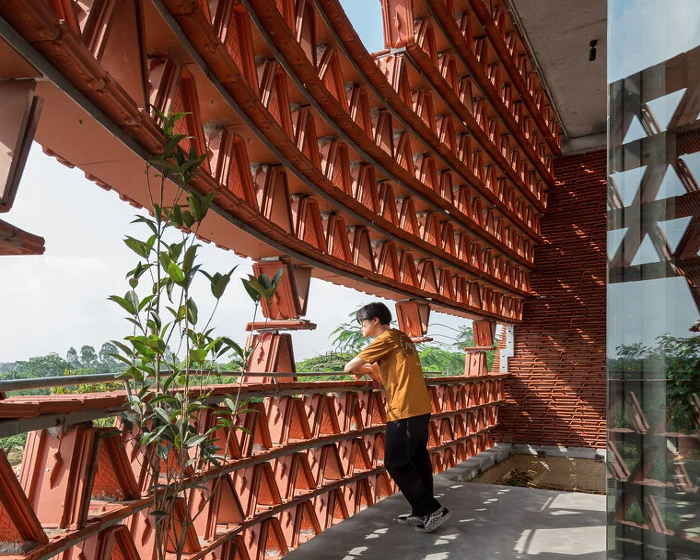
[163,134,188,157]
[166,279,175,302]
[170,111,191,124]
[125,290,139,312]
[124,236,151,259]
[111,340,133,355]
[150,509,168,522]
[169,204,184,227]
[223,397,238,412]
[221,337,244,358]
[148,309,162,332]
[176,304,187,320]
[153,407,171,426]
[186,298,198,325]
[259,273,272,290]
[108,295,135,315]
[182,210,195,229]
[185,434,208,449]
[151,105,167,122]
[169,240,185,263]
[138,294,154,313]
[215,272,231,299]
[159,251,171,271]
[189,347,208,363]
[147,335,166,353]
[112,354,134,366]
[242,278,262,303]
[167,261,186,284]
[271,267,284,288]
[188,193,202,223]
[150,394,179,406]
[200,191,217,218]
[128,262,153,281]
[153,204,162,222]
[183,244,198,273]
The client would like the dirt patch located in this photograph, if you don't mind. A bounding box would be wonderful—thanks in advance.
[471,454,606,494]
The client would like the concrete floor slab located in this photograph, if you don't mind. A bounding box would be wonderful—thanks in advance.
[285,466,606,560]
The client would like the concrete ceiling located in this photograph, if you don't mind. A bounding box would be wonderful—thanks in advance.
[506,0,607,152]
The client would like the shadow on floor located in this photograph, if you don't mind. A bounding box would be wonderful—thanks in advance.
[285,466,606,560]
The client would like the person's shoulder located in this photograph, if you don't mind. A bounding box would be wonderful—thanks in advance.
[363,329,391,348]
[390,329,411,342]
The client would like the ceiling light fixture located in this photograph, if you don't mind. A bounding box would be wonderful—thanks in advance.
[589,40,598,62]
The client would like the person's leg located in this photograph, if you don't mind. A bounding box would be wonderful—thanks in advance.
[408,414,436,500]
[384,416,440,517]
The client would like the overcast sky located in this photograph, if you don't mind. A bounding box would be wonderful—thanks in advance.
[608,0,700,82]
[0,0,468,364]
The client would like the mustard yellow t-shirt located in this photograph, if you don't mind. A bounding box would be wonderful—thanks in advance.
[357,329,432,421]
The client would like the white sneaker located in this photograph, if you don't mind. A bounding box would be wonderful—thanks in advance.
[396,513,424,526]
[415,506,451,533]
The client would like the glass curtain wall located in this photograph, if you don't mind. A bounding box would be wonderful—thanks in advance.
[608,1,700,558]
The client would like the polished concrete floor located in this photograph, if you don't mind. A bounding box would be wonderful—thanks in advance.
[285,460,606,560]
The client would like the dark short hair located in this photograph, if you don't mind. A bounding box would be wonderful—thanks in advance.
[356,302,392,326]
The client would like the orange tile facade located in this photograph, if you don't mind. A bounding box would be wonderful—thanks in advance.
[0,377,504,558]
[496,151,607,448]
[0,0,610,557]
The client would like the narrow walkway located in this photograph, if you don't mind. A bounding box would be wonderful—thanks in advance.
[286,462,606,560]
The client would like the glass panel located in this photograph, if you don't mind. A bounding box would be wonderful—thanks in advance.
[608,2,700,558]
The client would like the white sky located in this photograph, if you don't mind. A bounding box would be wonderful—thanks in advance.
[0,0,468,364]
[608,0,700,83]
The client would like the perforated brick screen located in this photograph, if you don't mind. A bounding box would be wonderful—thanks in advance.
[495,151,607,448]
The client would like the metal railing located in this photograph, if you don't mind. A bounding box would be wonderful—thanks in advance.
[0,370,455,394]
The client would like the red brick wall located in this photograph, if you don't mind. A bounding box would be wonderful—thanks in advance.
[495,150,607,448]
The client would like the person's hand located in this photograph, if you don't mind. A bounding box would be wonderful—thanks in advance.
[352,363,373,380]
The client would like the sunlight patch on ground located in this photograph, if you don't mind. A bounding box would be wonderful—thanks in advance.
[424,553,450,560]
[515,526,605,556]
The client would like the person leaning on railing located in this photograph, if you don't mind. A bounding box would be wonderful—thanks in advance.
[343,302,450,534]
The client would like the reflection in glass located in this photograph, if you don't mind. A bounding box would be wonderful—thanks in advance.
[608,1,700,558]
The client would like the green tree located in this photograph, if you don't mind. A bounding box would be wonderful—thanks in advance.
[331,314,365,354]
[98,342,119,368]
[453,324,475,349]
[296,352,354,380]
[419,347,465,375]
[66,347,81,368]
[11,353,69,378]
[612,334,700,432]
[80,345,98,368]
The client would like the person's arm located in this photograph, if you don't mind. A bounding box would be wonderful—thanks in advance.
[350,335,390,385]
[344,357,369,380]
[344,359,382,389]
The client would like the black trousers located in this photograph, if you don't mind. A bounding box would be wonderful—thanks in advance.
[384,413,441,517]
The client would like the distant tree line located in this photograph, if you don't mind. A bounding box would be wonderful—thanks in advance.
[0,343,130,396]
[1,321,494,393]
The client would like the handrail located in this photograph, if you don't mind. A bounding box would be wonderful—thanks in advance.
[0,373,126,394]
[0,370,463,394]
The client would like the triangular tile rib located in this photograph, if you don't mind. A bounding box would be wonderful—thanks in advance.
[657,217,692,253]
[630,234,661,266]
[655,165,687,200]
[646,89,686,131]
[680,151,700,186]
[610,166,647,207]
[623,115,648,144]
[607,228,628,260]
